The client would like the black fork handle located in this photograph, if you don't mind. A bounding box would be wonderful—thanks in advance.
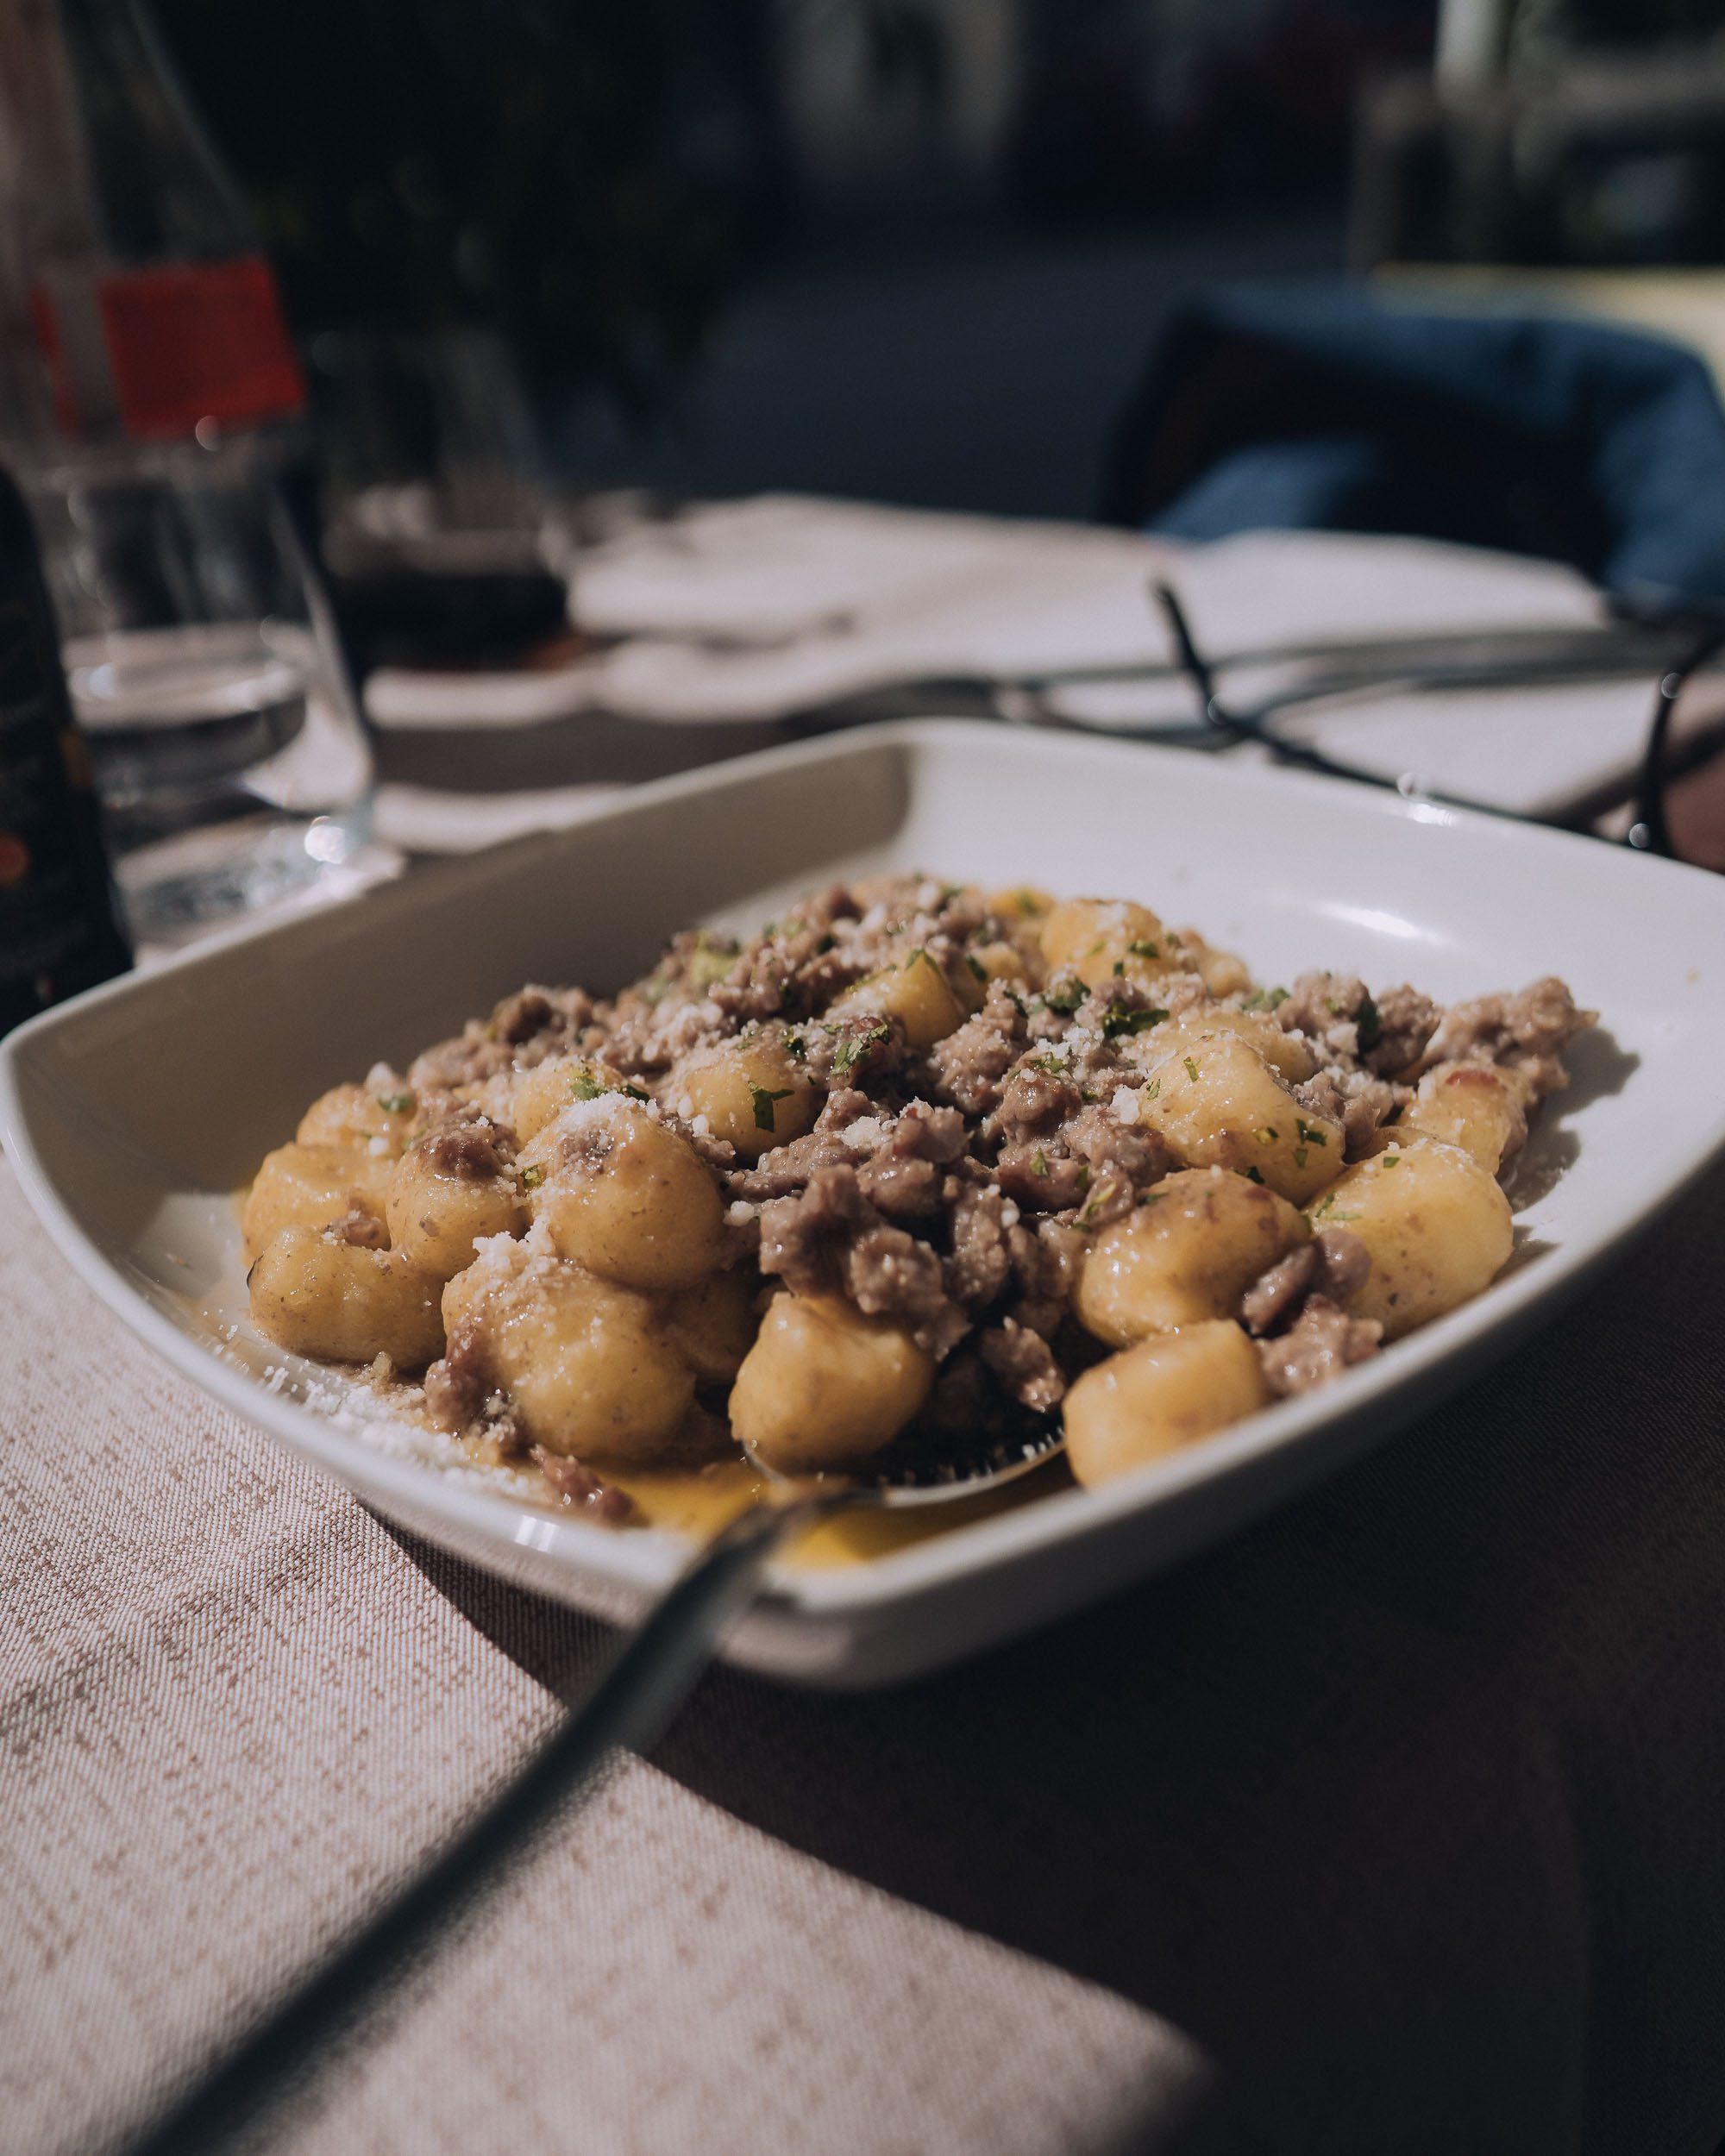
[117,1489,844,2156]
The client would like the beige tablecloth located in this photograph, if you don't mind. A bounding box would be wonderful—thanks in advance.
[4,1134,1725,2156]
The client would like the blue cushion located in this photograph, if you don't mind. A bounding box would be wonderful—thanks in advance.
[1099,283,1725,614]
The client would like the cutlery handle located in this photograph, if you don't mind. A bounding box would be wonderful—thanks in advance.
[119,1492,835,2156]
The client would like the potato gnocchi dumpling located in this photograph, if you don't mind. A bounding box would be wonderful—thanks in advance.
[521,1095,724,1293]
[244,872,1592,1520]
[830,945,971,1050]
[1138,1032,1343,1205]
[511,1054,636,1145]
[1399,1061,1530,1174]
[1039,897,1166,988]
[242,1142,395,1264]
[1180,934,1253,1001]
[1120,1006,1315,1085]
[384,1119,527,1281]
[442,1244,695,1463]
[1064,1321,1270,1488]
[729,1293,933,1473]
[674,1034,818,1160]
[248,1225,444,1369]
[666,1269,760,1385]
[1077,1169,1308,1345]
[295,1080,417,1156]
[1309,1139,1514,1341]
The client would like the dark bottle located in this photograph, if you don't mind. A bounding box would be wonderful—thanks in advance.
[0,463,130,1034]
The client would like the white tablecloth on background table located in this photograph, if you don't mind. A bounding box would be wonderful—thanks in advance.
[363,496,1670,859]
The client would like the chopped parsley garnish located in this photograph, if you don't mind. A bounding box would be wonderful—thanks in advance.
[966,953,988,982]
[1043,978,1084,1015]
[1126,938,1160,961]
[785,1032,806,1061]
[1145,1077,1162,1100]
[749,1081,794,1131]
[1182,1056,1201,1083]
[1101,1002,1170,1039]
[1073,1177,1119,1230]
[1294,1118,1327,1148]
[831,1022,890,1078]
[1381,1152,1402,1169]
[1137,1190,1164,1208]
[375,1091,412,1114]
[686,931,741,990]
[1031,1148,1050,1177]
[1313,1193,1361,1221]
[1243,986,1289,1012]
[1027,1053,1071,1075]
[1236,1166,1265,1185]
[1255,1125,1279,1145]
[905,946,939,975]
[1112,958,1125,977]
[1355,992,1383,1052]
[1293,1147,1308,1169]
[518,1163,544,1190]
[572,1067,645,1104]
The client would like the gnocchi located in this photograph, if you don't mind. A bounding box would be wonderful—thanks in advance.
[511,1054,636,1145]
[1076,1168,1308,1345]
[1119,1005,1315,1085]
[242,1143,394,1263]
[295,1079,417,1156]
[665,1269,760,1384]
[674,1034,818,1160]
[1064,1322,1270,1487]
[1399,1061,1529,1174]
[729,1293,933,1472]
[442,1244,694,1463]
[1138,1032,1343,1204]
[830,945,970,1050]
[1039,897,1166,988]
[521,1094,725,1293]
[384,1118,527,1280]
[243,873,1591,1524]
[1308,1139,1513,1341]
[248,1225,444,1369]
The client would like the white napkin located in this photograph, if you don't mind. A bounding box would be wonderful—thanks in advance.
[362,493,1659,820]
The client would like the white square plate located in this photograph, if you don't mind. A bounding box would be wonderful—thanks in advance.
[5,721,1722,1686]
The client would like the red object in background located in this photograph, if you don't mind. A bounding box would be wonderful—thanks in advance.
[29,255,304,442]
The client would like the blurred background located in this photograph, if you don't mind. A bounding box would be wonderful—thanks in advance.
[9,0,1725,993]
[141,0,1725,522]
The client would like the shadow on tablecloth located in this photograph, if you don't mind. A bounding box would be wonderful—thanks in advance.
[392,1156,1725,2156]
